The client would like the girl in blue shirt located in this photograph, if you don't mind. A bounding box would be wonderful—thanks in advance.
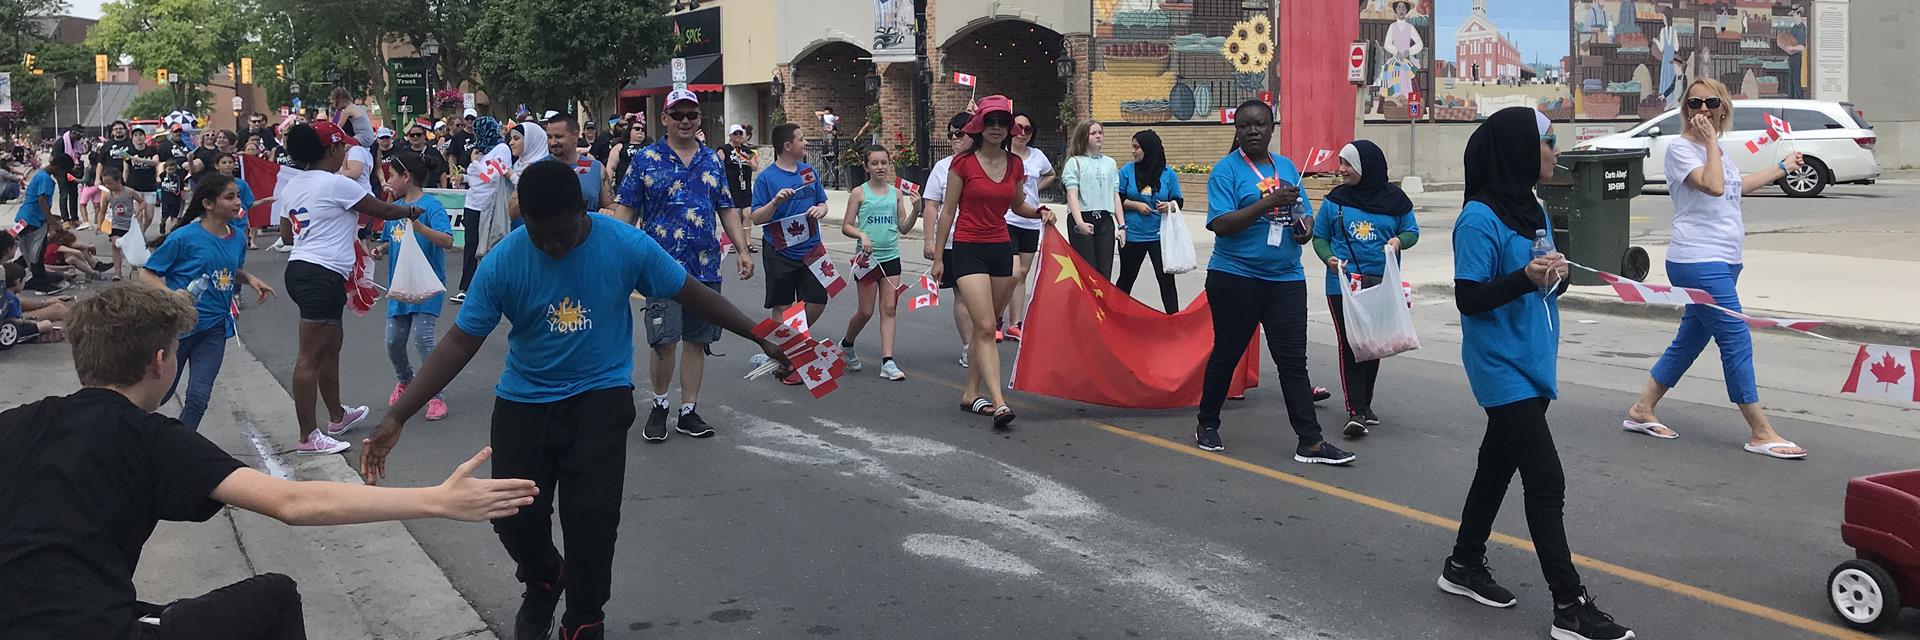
[1312,140,1418,436]
[1115,130,1184,313]
[374,152,455,422]
[1439,107,1632,640]
[138,173,275,429]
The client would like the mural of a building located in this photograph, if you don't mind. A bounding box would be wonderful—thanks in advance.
[1089,0,1273,125]
[1571,0,1811,121]
[1361,0,1435,121]
[1434,0,1572,121]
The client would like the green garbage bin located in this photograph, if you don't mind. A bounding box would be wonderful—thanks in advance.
[1537,149,1651,286]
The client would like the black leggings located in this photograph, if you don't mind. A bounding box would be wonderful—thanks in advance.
[458,208,480,292]
[139,573,305,639]
[1325,295,1379,416]
[1195,271,1323,446]
[489,387,637,629]
[1069,212,1115,281]
[58,175,79,222]
[1451,397,1584,604]
[1116,240,1179,313]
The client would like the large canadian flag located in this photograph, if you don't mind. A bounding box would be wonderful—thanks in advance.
[241,154,292,228]
[1840,344,1920,403]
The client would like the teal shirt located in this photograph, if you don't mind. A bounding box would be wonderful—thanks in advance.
[856,183,901,262]
[1204,152,1306,282]
[1117,163,1184,243]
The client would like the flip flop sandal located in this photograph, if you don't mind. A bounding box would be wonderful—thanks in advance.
[1621,419,1679,439]
[992,405,1016,429]
[1743,441,1808,460]
[964,397,993,415]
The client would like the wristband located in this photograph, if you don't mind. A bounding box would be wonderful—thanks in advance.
[1777,160,1789,173]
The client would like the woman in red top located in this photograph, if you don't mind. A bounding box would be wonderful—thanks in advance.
[932,95,1050,428]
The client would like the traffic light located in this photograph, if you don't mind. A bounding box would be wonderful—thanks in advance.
[240,57,252,84]
[276,63,286,80]
[94,54,108,82]
[227,62,235,80]
[24,53,41,75]
[156,68,168,84]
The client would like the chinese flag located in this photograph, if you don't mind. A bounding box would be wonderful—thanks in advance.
[1011,228,1260,409]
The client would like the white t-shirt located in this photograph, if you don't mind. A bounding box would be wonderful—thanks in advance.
[285,169,373,277]
[344,145,375,195]
[464,145,514,213]
[1665,138,1745,264]
[1004,147,1054,230]
[822,113,840,132]
[924,155,959,250]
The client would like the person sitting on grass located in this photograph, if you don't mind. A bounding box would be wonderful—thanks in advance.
[0,283,540,639]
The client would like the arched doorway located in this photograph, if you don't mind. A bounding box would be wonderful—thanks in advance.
[784,40,875,188]
[937,19,1069,200]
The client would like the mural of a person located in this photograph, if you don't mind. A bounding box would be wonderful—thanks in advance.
[1378,0,1426,104]
[1780,5,1808,99]
[1655,11,1684,109]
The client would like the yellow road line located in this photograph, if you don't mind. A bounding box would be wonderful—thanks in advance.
[910,372,1869,640]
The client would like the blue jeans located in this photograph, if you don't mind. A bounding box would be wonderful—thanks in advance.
[1649,261,1759,404]
[386,313,441,397]
[163,326,228,430]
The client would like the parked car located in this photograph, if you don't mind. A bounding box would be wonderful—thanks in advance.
[1575,99,1879,197]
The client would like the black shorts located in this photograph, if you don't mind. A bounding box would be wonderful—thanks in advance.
[875,257,903,278]
[285,260,347,325]
[764,248,828,309]
[109,227,128,239]
[947,241,1014,280]
[1007,225,1040,254]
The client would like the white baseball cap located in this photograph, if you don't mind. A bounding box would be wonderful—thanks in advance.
[665,89,700,109]
[463,107,478,119]
[727,124,746,136]
[376,127,394,139]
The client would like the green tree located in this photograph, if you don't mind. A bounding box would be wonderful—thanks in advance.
[87,0,245,106]
[122,85,208,119]
[1,0,65,62]
[467,0,672,111]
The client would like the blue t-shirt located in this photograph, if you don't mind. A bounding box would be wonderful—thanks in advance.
[1314,199,1419,296]
[381,195,453,317]
[1117,164,1184,244]
[18,171,57,228]
[455,213,689,403]
[572,157,605,212]
[615,141,734,282]
[751,161,829,261]
[236,176,256,210]
[2,290,21,320]
[1204,152,1306,282]
[1453,201,1558,408]
[144,220,249,338]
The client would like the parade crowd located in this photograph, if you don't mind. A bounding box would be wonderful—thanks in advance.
[2,75,1824,640]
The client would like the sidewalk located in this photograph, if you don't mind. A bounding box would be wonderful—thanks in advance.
[0,338,499,640]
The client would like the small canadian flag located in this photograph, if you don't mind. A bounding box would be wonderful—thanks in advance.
[770,216,813,249]
[1744,113,1793,154]
[1840,344,1920,403]
[910,291,940,310]
[8,220,24,236]
[1306,148,1334,171]
[849,251,881,283]
[895,177,921,196]
[804,244,848,297]
[750,303,813,353]
[952,72,977,87]
[789,340,846,398]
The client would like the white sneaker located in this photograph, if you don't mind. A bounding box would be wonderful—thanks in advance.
[958,346,969,369]
[296,431,351,455]
[842,344,863,371]
[879,360,905,381]
[271,239,291,253]
[325,405,369,436]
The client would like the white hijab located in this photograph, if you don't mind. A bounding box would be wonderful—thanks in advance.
[510,121,550,181]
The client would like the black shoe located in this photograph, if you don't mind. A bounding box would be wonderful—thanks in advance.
[1361,409,1381,426]
[676,410,716,438]
[557,621,604,640]
[643,405,669,442]
[514,580,565,640]
[1312,386,1332,402]
[1437,557,1517,608]
[1343,415,1370,438]
[1551,592,1634,640]
[1294,441,1355,465]
[1195,427,1225,452]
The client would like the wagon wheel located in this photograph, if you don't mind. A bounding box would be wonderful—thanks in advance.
[1829,559,1902,631]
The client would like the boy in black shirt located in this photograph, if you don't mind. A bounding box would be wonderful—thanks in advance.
[0,284,539,640]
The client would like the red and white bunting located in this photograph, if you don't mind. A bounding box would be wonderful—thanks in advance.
[919,274,939,292]
[1595,271,1717,306]
[910,291,940,310]
[805,244,848,297]
[849,251,881,283]
[952,72,977,87]
[1840,344,1920,403]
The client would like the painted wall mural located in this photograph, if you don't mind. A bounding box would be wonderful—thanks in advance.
[1571,0,1811,121]
[1360,0,1436,121]
[1433,0,1572,121]
[1090,0,1273,125]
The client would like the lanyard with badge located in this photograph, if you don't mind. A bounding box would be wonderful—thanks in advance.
[1239,150,1295,247]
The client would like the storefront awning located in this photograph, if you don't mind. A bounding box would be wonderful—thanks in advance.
[622,54,723,97]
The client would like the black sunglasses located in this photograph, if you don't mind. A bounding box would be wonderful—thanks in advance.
[982,114,1014,128]
[666,111,702,121]
[406,132,425,138]
[947,130,966,139]
[1684,97,1723,111]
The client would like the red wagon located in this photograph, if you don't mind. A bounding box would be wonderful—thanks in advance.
[1831,469,1920,630]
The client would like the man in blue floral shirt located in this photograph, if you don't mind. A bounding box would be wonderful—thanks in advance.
[612,90,754,442]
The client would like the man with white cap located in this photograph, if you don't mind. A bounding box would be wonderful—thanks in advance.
[612,89,754,442]
[719,124,758,250]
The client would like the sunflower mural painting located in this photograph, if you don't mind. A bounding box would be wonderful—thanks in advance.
[1091,0,1275,124]
[1361,0,1435,121]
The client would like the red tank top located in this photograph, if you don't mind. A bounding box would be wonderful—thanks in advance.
[951,151,1024,244]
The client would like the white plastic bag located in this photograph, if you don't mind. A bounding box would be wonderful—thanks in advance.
[117,218,151,267]
[386,226,446,303]
[476,179,514,257]
[1159,203,1198,274]
[1339,246,1420,362]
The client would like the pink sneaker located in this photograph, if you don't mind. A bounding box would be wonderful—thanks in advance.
[296,431,351,455]
[325,405,370,436]
[425,397,448,421]
[389,383,406,407]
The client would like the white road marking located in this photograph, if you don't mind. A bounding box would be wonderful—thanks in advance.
[902,534,1042,576]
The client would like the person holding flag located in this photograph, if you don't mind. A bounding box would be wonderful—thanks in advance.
[1619,78,1807,459]
[612,89,754,441]
[749,121,833,385]
[839,145,920,381]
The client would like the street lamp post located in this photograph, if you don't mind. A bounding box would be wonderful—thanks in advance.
[421,36,441,119]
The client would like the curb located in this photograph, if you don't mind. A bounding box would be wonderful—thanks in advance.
[218,336,501,640]
[1413,282,1920,346]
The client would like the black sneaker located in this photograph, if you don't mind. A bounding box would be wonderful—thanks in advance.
[642,405,669,442]
[676,410,716,438]
[1343,415,1370,438]
[1195,427,1226,452]
[557,621,603,640]
[1437,557,1517,608]
[1551,593,1634,640]
[1361,409,1381,426]
[1312,386,1332,402]
[514,579,564,640]
[1294,441,1356,465]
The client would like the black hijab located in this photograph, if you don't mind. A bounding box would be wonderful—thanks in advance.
[1324,140,1412,216]
[1463,106,1547,237]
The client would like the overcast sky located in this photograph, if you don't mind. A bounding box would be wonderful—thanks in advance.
[65,0,103,20]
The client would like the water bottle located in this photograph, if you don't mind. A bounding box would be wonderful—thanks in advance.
[1531,229,1554,293]
[185,274,210,300]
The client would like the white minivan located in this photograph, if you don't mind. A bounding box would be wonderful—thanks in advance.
[1575,99,1880,197]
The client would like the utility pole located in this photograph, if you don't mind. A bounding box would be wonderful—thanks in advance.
[912,0,930,176]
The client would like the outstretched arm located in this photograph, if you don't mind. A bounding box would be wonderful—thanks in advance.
[214,448,537,525]
[360,326,489,485]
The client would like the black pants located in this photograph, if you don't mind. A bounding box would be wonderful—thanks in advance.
[1325,295,1379,416]
[58,175,79,223]
[1069,212,1115,281]
[1451,397,1583,604]
[490,387,637,628]
[1116,240,1179,313]
[1196,271,1323,446]
[458,207,480,292]
[137,573,305,639]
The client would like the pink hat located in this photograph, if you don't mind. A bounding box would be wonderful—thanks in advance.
[961,95,1014,134]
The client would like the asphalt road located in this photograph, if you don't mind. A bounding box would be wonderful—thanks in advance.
[229,243,1920,640]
